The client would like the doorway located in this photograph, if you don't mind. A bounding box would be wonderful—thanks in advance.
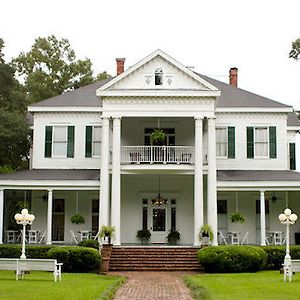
[52,198,65,242]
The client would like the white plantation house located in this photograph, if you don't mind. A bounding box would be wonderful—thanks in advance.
[0,49,300,247]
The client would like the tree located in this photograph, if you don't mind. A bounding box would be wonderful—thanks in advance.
[96,71,111,81]
[13,35,94,103]
[289,38,300,60]
[0,39,30,172]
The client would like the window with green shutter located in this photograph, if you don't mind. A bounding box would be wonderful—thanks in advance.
[44,126,53,158]
[85,126,92,158]
[67,126,75,158]
[246,127,254,158]
[290,143,296,170]
[228,127,235,158]
[269,126,277,158]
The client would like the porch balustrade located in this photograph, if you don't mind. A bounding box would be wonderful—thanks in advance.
[121,146,196,164]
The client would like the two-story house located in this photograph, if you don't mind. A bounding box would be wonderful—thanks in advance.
[0,49,300,246]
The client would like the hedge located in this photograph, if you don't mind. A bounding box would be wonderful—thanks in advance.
[262,246,300,270]
[198,245,267,273]
[0,245,102,273]
[78,239,99,249]
[47,246,101,272]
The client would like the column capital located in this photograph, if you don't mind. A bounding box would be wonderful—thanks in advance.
[194,116,204,121]
[260,190,266,194]
[0,188,4,192]
[47,188,53,193]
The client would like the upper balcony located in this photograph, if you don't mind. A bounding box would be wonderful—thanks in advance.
[121,145,207,165]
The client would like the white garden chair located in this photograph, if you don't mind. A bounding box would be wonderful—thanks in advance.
[241,231,249,245]
[70,230,79,244]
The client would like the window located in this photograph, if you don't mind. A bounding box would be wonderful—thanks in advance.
[256,200,270,214]
[217,200,227,214]
[44,125,74,158]
[92,199,99,234]
[155,68,163,85]
[247,126,276,159]
[216,127,235,158]
[86,126,101,157]
[289,143,296,170]
[254,127,268,157]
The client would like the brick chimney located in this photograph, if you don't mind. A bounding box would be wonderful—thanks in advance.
[116,58,126,76]
[229,67,238,87]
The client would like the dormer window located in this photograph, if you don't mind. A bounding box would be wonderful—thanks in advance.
[155,68,163,85]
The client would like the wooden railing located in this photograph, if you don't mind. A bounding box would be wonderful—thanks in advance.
[121,146,195,164]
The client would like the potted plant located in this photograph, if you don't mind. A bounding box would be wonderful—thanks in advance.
[199,224,214,245]
[99,225,115,245]
[70,214,85,225]
[230,212,245,223]
[137,229,151,244]
[151,129,166,145]
[99,225,115,272]
[166,230,181,245]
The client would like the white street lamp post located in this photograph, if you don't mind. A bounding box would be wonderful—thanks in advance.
[14,209,35,259]
[278,208,298,282]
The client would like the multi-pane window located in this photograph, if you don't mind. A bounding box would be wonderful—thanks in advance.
[254,127,268,157]
[216,127,227,157]
[92,199,99,235]
[44,125,74,158]
[85,126,101,157]
[53,126,67,156]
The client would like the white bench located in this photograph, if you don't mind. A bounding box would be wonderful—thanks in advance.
[0,258,63,281]
[283,259,300,282]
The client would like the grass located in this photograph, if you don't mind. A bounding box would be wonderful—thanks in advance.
[0,271,124,300]
[185,271,300,300]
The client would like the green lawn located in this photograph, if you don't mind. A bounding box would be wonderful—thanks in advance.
[185,271,300,300]
[0,271,124,300]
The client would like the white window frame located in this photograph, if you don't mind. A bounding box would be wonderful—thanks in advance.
[92,125,101,157]
[52,125,68,158]
[254,126,269,158]
[216,127,228,158]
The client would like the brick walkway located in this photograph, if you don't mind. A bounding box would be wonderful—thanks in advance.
[111,272,194,300]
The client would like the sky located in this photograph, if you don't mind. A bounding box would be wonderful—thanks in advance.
[1,0,300,109]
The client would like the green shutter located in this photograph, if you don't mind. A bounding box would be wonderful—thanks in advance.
[246,127,254,158]
[290,143,296,170]
[67,126,75,158]
[44,126,52,158]
[228,127,235,158]
[269,126,277,158]
[85,126,92,158]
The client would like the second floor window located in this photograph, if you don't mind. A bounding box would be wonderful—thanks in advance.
[155,68,163,85]
[216,126,235,158]
[247,126,276,159]
[85,126,101,157]
[44,125,74,158]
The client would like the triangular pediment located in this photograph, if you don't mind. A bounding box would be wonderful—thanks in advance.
[98,50,219,93]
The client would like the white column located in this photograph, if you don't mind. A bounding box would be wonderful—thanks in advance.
[46,189,53,245]
[111,117,121,245]
[0,189,4,244]
[100,117,110,228]
[207,117,218,246]
[194,117,203,246]
[260,190,266,246]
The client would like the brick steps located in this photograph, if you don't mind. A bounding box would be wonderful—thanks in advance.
[108,246,202,271]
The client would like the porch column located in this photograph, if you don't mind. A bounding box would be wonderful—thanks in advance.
[0,189,4,244]
[46,189,53,245]
[207,117,218,246]
[194,117,203,246]
[260,190,266,246]
[111,117,121,245]
[100,117,110,228]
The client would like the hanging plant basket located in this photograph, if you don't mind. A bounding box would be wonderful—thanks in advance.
[230,212,245,223]
[151,129,166,145]
[70,214,85,224]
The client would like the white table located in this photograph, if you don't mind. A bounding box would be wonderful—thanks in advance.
[6,230,18,243]
[228,231,241,245]
[267,231,283,245]
[78,230,92,242]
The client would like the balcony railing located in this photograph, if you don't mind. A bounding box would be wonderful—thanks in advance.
[121,146,195,164]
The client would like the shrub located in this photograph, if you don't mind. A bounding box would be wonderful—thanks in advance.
[47,246,101,272]
[78,239,99,249]
[262,246,300,270]
[0,245,54,258]
[197,245,267,273]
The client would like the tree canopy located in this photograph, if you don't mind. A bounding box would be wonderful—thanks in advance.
[13,35,95,103]
[0,39,30,172]
[289,38,300,60]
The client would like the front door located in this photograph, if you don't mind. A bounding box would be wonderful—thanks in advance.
[151,207,167,243]
[52,198,65,242]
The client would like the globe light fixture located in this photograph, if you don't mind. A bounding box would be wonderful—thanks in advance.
[14,208,35,259]
[278,207,298,282]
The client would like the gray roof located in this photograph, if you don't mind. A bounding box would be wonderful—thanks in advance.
[197,73,291,108]
[0,169,100,181]
[287,112,300,127]
[29,78,112,107]
[217,170,300,181]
